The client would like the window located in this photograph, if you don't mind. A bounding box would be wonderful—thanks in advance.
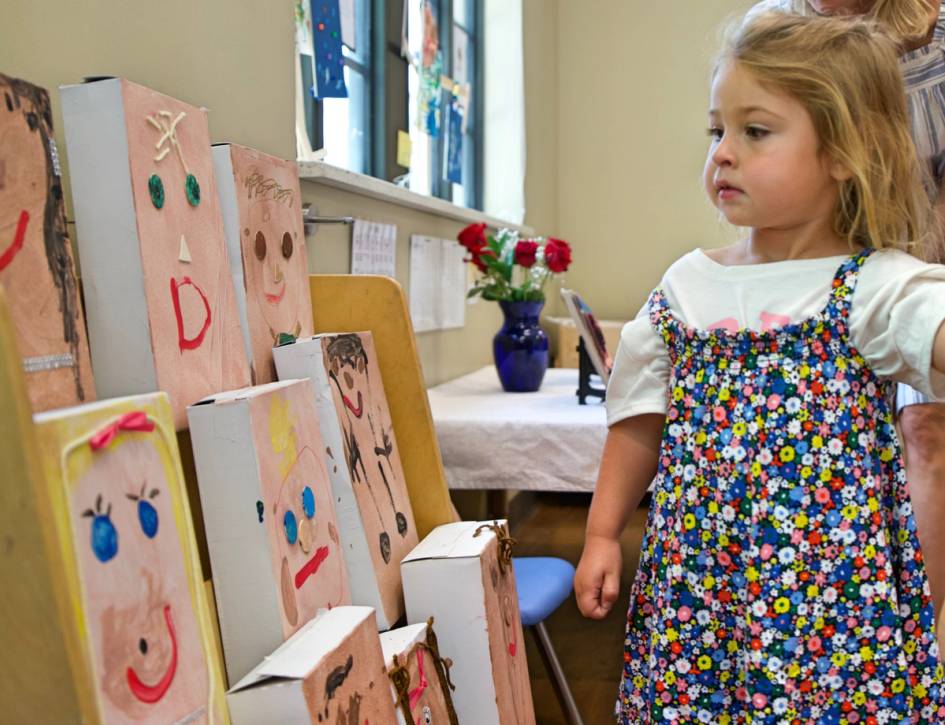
[296,0,483,211]
[406,0,482,209]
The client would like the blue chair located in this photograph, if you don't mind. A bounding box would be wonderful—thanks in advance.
[513,557,584,725]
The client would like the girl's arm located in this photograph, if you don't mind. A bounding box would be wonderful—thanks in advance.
[574,413,664,619]
[932,319,945,373]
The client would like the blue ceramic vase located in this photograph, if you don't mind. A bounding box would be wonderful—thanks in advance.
[493,300,549,392]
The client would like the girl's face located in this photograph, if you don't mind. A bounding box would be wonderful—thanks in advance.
[703,60,846,233]
[808,0,872,15]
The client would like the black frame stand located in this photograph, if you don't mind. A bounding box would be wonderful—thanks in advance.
[576,338,606,405]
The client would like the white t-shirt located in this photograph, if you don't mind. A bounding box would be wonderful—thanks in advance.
[606,249,945,426]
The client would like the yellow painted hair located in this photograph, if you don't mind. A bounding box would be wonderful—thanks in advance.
[722,11,933,254]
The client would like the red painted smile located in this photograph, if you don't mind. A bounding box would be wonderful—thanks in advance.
[264,280,286,305]
[170,276,212,351]
[294,545,330,589]
[127,605,178,704]
[0,210,29,272]
[342,391,363,418]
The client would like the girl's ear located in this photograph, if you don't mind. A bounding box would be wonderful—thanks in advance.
[829,156,854,182]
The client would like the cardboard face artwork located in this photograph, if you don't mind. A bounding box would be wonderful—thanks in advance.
[39,397,225,722]
[383,624,457,725]
[224,145,312,384]
[321,333,418,602]
[252,387,348,636]
[0,74,94,411]
[125,82,249,426]
[481,537,533,725]
[300,617,391,724]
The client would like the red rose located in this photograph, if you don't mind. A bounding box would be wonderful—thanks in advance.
[514,240,539,268]
[544,237,572,273]
[469,248,496,273]
[458,222,487,252]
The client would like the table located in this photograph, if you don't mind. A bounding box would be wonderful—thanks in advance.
[427,366,608,492]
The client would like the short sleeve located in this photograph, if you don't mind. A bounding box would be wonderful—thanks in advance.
[851,251,945,399]
[605,304,670,426]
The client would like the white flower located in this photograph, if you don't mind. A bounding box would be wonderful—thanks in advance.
[778,547,796,564]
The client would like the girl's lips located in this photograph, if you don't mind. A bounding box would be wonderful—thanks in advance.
[717,187,743,201]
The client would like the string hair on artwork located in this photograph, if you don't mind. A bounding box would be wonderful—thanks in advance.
[147,110,190,173]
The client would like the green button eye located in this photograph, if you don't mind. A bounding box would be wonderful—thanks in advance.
[148,174,165,209]
[185,173,201,206]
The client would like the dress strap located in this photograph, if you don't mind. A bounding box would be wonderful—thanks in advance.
[824,248,874,321]
[647,287,676,347]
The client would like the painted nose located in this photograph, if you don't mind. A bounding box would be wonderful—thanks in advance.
[272,262,284,283]
[344,371,354,389]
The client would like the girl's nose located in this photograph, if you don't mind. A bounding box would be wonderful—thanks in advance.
[711,134,736,167]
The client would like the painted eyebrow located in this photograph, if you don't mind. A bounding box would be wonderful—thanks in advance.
[708,106,786,120]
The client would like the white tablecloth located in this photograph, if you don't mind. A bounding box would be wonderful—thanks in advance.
[427,366,607,492]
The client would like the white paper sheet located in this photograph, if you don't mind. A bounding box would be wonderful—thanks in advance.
[409,236,467,332]
[351,218,397,277]
[340,0,357,51]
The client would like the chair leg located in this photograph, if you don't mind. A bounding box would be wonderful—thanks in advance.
[530,621,585,725]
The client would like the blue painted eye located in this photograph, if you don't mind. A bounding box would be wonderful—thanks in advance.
[302,486,315,519]
[91,515,118,563]
[284,510,298,544]
[138,500,159,538]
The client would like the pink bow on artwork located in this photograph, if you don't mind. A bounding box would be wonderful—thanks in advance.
[89,411,155,451]
[408,648,429,713]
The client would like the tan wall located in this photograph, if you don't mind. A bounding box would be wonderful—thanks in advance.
[524,0,753,321]
[1,0,501,387]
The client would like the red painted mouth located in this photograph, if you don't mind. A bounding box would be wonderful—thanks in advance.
[294,545,330,589]
[127,605,178,704]
[170,277,212,351]
[342,391,363,418]
[0,210,29,272]
[264,280,286,305]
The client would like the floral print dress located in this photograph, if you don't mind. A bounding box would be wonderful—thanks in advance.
[618,251,945,723]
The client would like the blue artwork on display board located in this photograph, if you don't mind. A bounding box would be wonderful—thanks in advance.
[445,95,464,184]
[311,0,348,98]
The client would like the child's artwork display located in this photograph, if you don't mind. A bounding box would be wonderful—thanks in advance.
[311,0,348,98]
[187,379,350,684]
[60,78,250,429]
[213,143,313,385]
[273,331,419,630]
[33,392,228,723]
[380,620,459,725]
[560,288,613,384]
[226,606,397,724]
[0,73,95,412]
[402,520,535,725]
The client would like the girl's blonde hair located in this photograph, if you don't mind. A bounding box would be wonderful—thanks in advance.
[722,11,933,253]
[869,0,936,43]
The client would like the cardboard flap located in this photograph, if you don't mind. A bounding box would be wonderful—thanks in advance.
[190,379,306,407]
[229,606,375,690]
[402,520,506,563]
[379,622,428,666]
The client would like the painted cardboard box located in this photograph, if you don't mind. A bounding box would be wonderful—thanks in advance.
[402,520,536,725]
[188,378,350,685]
[380,620,459,725]
[0,73,95,411]
[60,77,250,429]
[226,606,397,725]
[273,331,419,630]
[33,391,228,723]
[213,143,313,385]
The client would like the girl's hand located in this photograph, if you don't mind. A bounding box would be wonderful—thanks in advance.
[574,534,622,620]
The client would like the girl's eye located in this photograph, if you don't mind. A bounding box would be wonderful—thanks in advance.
[254,231,267,261]
[707,127,723,142]
[746,126,769,140]
[284,510,298,544]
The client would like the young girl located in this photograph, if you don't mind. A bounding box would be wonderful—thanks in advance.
[574,11,945,723]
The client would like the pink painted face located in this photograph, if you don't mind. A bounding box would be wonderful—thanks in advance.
[230,148,313,384]
[0,74,94,411]
[121,80,249,427]
[482,539,534,724]
[69,427,209,722]
[254,389,349,637]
